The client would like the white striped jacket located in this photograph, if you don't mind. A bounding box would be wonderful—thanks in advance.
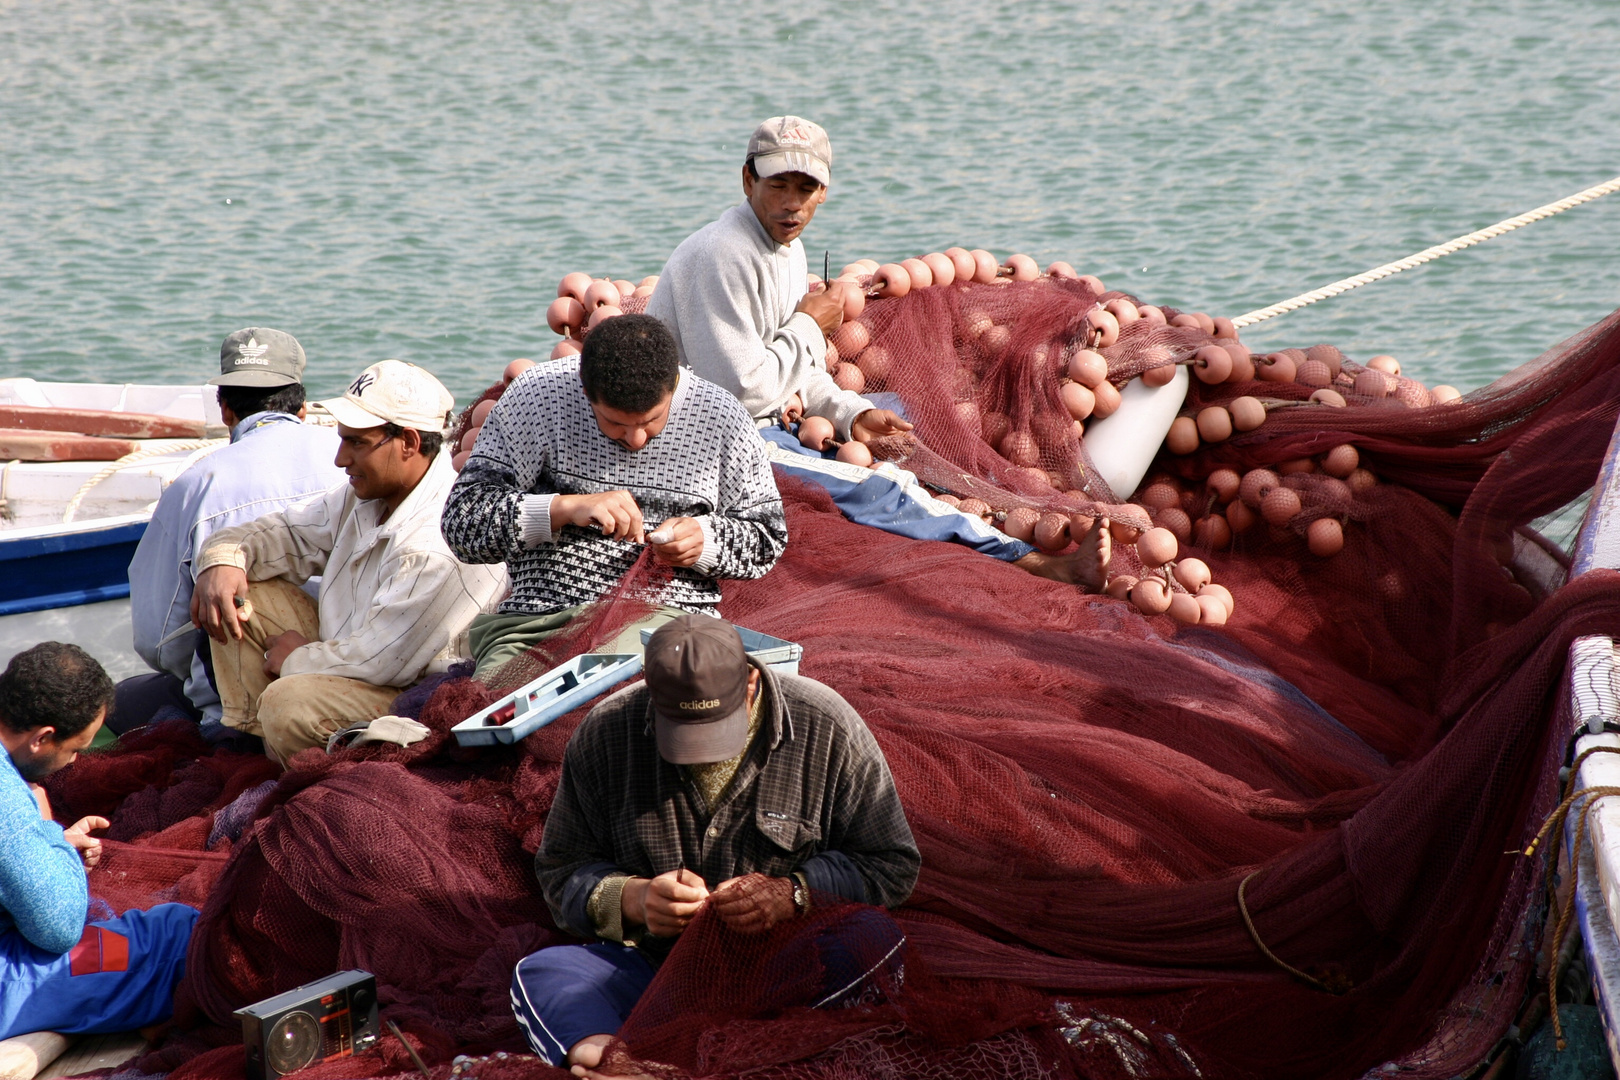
[198,453,506,688]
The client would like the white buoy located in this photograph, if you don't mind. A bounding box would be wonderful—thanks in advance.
[1083,364,1190,498]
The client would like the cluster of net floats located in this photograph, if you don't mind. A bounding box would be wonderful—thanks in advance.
[457,252,1474,627]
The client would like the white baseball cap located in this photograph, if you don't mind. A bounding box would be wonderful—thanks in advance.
[318,360,455,433]
[746,116,832,187]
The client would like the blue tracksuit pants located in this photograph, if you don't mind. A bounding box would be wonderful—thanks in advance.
[0,903,198,1040]
[510,908,906,1066]
[757,426,1034,562]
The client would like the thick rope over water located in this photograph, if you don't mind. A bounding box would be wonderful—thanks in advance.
[1232,174,1620,329]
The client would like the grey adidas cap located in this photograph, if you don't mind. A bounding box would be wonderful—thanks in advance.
[746,116,832,187]
[210,327,306,388]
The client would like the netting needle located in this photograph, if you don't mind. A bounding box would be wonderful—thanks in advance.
[386,1019,431,1079]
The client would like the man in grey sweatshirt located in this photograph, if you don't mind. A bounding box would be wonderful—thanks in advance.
[646,116,1109,590]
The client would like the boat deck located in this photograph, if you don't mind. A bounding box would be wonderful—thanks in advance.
[37,1033,147,1080]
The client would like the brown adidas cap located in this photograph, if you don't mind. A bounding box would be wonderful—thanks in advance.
[645,615,751,765]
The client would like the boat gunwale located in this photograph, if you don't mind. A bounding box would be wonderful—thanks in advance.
[1561,405,1620,1073]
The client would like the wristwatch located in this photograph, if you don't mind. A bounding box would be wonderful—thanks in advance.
[790,873,810,916]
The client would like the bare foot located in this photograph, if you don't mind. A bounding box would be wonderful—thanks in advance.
[569,1035,613,1071]
[1014,518,1111,592]
[569,1036,681,1079]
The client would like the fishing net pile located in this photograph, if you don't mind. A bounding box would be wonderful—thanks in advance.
[43,271,1620,1080]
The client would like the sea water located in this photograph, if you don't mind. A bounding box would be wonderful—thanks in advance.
[2,0,1618,405]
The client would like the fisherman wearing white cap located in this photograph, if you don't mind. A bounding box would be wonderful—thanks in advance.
[647,117,1110,591]
[189,361,506,765]
[647,116,878,441]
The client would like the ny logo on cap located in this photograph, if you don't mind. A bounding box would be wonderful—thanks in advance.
[348,372,377,397]
[237,337,270,366]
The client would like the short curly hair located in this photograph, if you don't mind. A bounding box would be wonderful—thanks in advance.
[579,314,679,414]
[0,642,115,741]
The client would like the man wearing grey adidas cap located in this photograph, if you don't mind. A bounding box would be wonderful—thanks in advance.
[189,360,505,764]
[646,118,1108,590]
[125,328,343,738]
[512,614,918,1073]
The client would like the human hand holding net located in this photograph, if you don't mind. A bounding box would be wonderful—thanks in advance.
[624,868,709,938]
[707,873,798,935]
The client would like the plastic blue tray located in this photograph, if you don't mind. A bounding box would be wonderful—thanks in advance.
[452,626,805,749]
[451,652,643,746]
[639,625,802,674]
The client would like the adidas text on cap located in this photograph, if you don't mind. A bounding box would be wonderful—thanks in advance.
[210,327,306,388]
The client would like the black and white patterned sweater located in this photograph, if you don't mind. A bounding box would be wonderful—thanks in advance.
[442,360,787,616]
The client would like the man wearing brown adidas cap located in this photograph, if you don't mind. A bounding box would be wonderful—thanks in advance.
[189,359,504,765]
[513,614,919,1073]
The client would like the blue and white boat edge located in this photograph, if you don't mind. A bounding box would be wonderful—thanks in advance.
[1563,409,1620,1074]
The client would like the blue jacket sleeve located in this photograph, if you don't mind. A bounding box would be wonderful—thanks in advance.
[0,762,88,954]
[129,484,196,681]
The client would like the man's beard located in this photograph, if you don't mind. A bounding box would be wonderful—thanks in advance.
[14,752,56,782]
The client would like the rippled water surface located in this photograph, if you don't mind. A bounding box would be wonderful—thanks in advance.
[2,0,1617,404]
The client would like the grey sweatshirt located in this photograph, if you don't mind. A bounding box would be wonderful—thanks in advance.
[646,203,871,440]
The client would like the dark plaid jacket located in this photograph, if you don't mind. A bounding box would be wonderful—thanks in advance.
[536,661,920,952]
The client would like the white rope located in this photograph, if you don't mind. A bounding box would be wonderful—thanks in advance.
[61,438,226,524]
[1231,174,1620,329]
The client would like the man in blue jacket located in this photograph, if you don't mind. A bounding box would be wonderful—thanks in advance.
[123,328,343,737]
[0,642,198,1041]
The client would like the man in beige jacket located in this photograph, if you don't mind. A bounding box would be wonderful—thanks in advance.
[190,361,505,764]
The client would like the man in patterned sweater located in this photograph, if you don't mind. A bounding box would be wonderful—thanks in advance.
[442,314,788,679]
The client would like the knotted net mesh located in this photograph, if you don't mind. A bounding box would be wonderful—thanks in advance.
[41,284,1620,1080]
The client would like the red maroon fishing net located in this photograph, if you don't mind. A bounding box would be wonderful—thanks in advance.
[42,285,1620,1080]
